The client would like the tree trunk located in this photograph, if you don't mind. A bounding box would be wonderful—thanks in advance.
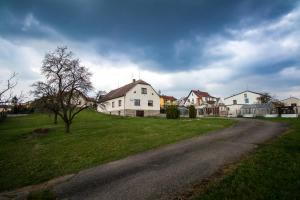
[54,113,58,124]
[65,122,71,133]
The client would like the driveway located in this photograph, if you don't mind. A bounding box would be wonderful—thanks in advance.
[53,119,287,200]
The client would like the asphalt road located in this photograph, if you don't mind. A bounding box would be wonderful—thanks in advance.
[53,118,287,200]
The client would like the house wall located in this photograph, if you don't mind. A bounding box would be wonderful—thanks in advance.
[97,96,125,115]
[281,97,300,114]
[124,84,160,114]
[160,97,177,108]
[184,91,198,106]
[224,92,262,116]
[97,83,160,117]
[226,104,243,116]
[224,92,261,106]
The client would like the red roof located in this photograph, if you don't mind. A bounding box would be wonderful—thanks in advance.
[160,95,177,101]
[191,90,211,98]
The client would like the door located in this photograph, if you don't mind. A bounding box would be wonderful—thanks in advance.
[136,110,144,117]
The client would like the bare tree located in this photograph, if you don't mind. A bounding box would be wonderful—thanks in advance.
[0,72,17,105]
[257,93,272,104]
[32,82,60,124]
[32,46,93,132]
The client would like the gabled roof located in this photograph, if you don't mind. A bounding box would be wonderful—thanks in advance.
[184,90,215,104]
[100,79,150,102]
[191,90,211,98]
[160,95,177,101]
[281,96,300,101]
[224,90,266,100]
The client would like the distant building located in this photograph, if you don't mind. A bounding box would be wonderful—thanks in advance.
[281,97,300,114]
[97,79,160,117]
[184,90,226,116]
[224,90,269,117]
[160,95,177,109]
[177,97,187,107]
[240,102,279,117]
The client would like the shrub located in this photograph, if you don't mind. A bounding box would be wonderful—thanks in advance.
[166,105,180,119]
[0,111,7,122]
[189,105,197,118]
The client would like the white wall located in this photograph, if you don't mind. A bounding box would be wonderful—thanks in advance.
[125,84,160,111]
[226,104,243,116]
[97,83,160,114]
[97,96,125,113]
[224,91,262,116]
[224,91,261,106]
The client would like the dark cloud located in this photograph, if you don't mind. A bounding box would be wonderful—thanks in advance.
[0,0,296,70]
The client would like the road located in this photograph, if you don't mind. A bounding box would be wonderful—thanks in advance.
[53,119,287,200]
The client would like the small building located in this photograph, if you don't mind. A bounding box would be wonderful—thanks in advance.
[240,102,279,117]
[160,95,177,109]
[97,79,160,117]
[281,97,300,114]
[224,90,269,117]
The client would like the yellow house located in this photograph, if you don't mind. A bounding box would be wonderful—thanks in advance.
[160,95,177,108]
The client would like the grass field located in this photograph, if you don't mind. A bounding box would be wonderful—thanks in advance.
[0,110,234,192]
[195,118,300,200]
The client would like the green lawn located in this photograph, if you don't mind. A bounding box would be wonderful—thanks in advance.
[195,118,300,200]
[0,110,234,192]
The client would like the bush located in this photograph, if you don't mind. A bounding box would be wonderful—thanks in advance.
[10,105,34,114]
[166,105,180,119]
[189,105,197,118]
[0,111,7,122]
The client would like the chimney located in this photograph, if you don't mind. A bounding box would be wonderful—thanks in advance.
[132,79,136,83]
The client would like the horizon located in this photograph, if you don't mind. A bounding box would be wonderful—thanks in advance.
[0,0,300,101]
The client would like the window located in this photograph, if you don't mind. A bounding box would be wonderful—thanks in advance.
[233,100,237,105]
[244,93,247,98]
[148,100,153,107]
[245,98,249,104]
[118,100,122,107]
[292,103,297,107]
[141,88,147,94]
[134,99,140,106]
[112,101,115,108]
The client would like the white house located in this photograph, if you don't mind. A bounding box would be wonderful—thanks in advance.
[97,79,160,117]
[184,90,226,116]
[224,90,267,116]
[281,97,300,114]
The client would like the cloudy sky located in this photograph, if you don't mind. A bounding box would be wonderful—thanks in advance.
[0,0,300,100]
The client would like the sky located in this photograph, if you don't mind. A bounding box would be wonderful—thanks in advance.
[0,0,300,100]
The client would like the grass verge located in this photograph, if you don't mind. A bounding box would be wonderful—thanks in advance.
[194,118,300,200]
[0,110,234,192]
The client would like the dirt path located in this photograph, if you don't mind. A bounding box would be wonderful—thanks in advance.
[51,119,286,200]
